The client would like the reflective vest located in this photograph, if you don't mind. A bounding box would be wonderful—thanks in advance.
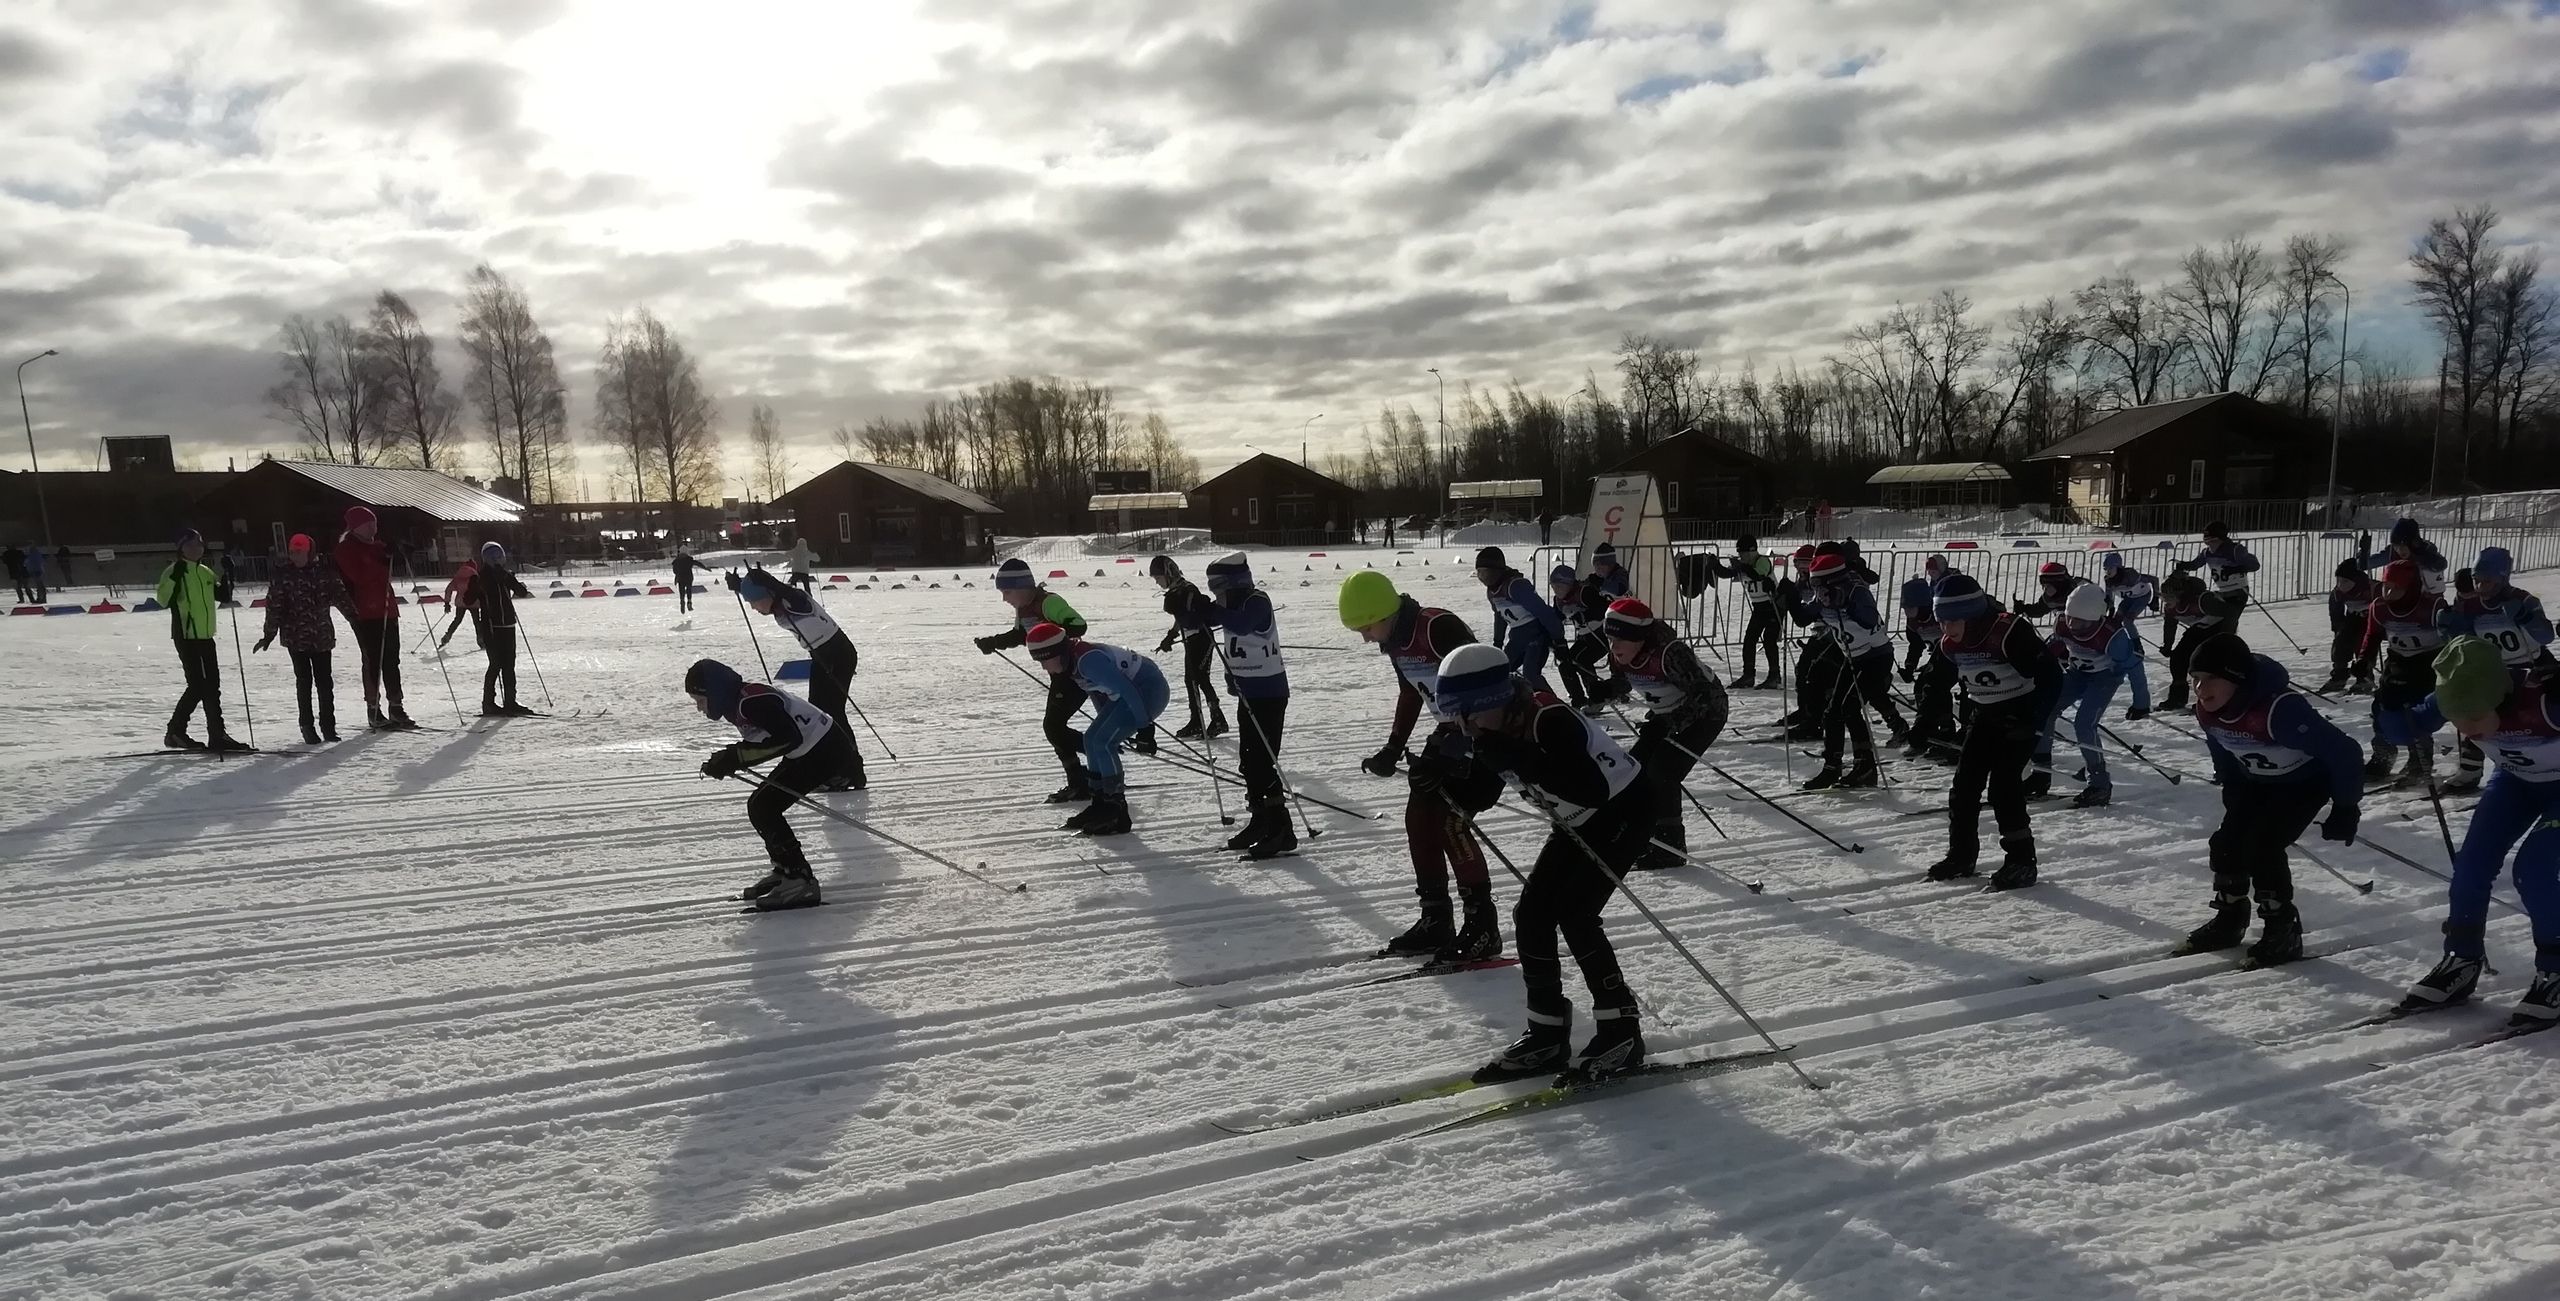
[1943,615,2036,705]
[2478,681,2560,784]
[1385,609,1452,702]
[2198,690,2313,778]
[2373,599,2444,660]
[734,683,832,760]
[1503,705,1641,828]
[2050,617,2125,675]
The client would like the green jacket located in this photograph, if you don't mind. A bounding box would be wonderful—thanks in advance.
[156,559,222,640]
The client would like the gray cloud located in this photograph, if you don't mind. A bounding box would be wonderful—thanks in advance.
[357,58,526,149]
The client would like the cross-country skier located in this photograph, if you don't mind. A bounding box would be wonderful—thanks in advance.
[1475,546,1564,693]
[2156,572,2229,712]
[2180,633,2362,965]
[1549,563,1621,714]
[334,506,414,730]
[2367,517,2449,598]
[1026,622,1168,839]
[2317,559,2380,696]
[1151,555,1228,740]
[2100,551,2153,624]
[671,549,697,613]
[1342,571,1500,959]
[1604,596,1729,868]
[1713,534,1782,689]
[740,568,866,790]
[1208,553,1292,856]
[2173,521,2260,633]
[687,658,851,911]
[1419,642,1655,1081]
[3,543,25,605]
[785,536,819,595]
[1796,551,1892,789]
[439,556,481,650]
[975,557,1094,802]
[159,528,248,753]
[1928,573,2061,888]
[2015,561,2087,622]
[2434,547,2555,794]
[253,532,356,743]
[2394,636,2560,1026]
[1900,554,1961,761]
[2040,584,2152,808]
[464,543,537,717]
[2361,558,2449,787]
[1587,542,1628,598]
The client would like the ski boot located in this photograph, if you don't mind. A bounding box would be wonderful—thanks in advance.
[2508,969,2560,1030]
[1472,1015,1572,1083]
[1225,806,1280,852]
[1435,890,1503,962]
[1077,795,1133,836]
[1901,733,1933,761]
[1045,779,1093,805]
[1635,826,1685,870]
[2347,674,2374,696]
[1062,798,1113,832]
[499,702,537,717]
[387,704,417,729]
[301,724,323,745]
[842,762,868,792]
[320,722,341,742]
[2021,769,2053,800]
[480,701,508,717]
[1241,808,1298,859]
[2392,742,2435,790]
[366,704,391,731]
[1987,836,2038,890]
[2072,783,2113,809]
[2176,891,2253,954]
[2315,672,2349,695]
[1128,727,1158,757]
[741,868,789,901]
[752,871,823,912]
[2361,741,2396,782]
[1204,715,1229,740]
[1571,1007,1645,1079]
[2123,706,2149,723]
[1384,902,1455,957]
[2244,900,2303,967]
[2395,951,2483,1013]
[164,727,205,751]
[1172,718,1206,741]
[1927,855,1978,882]
[2441,765,2483,794]
[206,733,254,754]
[2159,686,2189,713]
[1838,760,1881,789]
[1801,764,1846,792]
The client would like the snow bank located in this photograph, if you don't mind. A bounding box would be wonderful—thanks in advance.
[994,529,1219,562]
[2321,490,2560,530]
[1442,515,1584,548]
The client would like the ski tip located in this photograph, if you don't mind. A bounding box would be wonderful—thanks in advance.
[1013,882,1030,893]
[1746,883,1764,894]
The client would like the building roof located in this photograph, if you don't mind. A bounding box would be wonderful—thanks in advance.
[1864,462,2013,486]
[2022,392,2242,462]
[1600,427,1774,474]
[1087,492,1190,511]
[268,460,525,522]
[775,461,1005,515]
[1447,479,1546,500]
[1193,452,1356,495]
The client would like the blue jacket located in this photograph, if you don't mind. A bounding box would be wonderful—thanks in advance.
[1487,572,1564,650]
[1215,588,1290,699]
[2201,654,2361,808]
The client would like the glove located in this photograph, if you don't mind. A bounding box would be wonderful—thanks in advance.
[1896,664,1914,683]
[701,747,743,780]
[253,634,273,652]
[1404,750,1447,793]
[1157,631,1178,653]
[722,571,739,591]
[2321,803,2360,845]
[974,635,1002,655]
[2123,706,2149,722]
[1361,749,1398,778]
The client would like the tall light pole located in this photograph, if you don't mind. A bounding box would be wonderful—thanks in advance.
[17,349,58,551]
[2317,273,2350,526]
[1300,412,1323,467]
[1427,367,1445,518]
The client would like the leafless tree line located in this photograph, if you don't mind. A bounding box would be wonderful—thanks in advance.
[830,377,1200,531]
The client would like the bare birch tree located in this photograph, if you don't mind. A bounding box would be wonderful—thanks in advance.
[459,264,571,503]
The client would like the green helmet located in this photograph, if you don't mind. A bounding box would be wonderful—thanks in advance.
[1338,570,1400,630]
[2433,635,2512,722]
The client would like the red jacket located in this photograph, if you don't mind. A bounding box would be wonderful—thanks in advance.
[335,533,397,619]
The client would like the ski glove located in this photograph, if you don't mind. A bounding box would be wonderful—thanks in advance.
[701,747,744,780]
[1157,631,1179,653]
[974,635,1003,654]
[254,634,274,652]
[2320,802,2360,845]
[2123,706,2149,722]
[1361,748,1398,778]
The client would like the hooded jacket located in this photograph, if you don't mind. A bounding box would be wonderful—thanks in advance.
[262,558,356,651]
[2196,653,2361,807]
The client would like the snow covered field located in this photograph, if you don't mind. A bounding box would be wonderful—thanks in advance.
[5,546,2557,1301]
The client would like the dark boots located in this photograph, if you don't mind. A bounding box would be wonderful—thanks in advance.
[2178,888,2253,953]
[1436,888,1502,961]
[1385,900,1455,956]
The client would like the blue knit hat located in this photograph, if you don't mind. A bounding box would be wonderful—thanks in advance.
[1550,563,1578,586]
[174,527,202,546]
[1592,543,1618,566]
[738,569,781,600]
[2391,517,2420,546]
[1205,551,1253,594]
[2101,551,2123,573]
[2477,546,2513,580]
[994,557,1035,591]
[479,541,506,568]
[1434,643,1517,715]
[1933,573,1990,624]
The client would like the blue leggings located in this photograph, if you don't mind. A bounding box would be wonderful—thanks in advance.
[1505,637,1556,695]
[2038,671,2124,786]
[1083,661,1170,795]
[2445,772,2560,971]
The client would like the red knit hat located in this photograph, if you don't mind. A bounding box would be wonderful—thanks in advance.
[1808,553,1849,582]
[1026,621,1075,661]
[343,505,377,531]
[1603,596,1658,640]
[2382,559,2420,593]
[287,533,314,553]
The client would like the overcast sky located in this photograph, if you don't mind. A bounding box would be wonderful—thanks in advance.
[4,0,2557,494]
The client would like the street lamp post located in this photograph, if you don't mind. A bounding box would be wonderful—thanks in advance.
[1427,367,1445,531]
[16,349,58,552]
[1300,412,1323,467]
[2318,274,2350,527]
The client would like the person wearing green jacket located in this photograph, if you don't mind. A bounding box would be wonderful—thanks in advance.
[158,528,247,752]
[976,556,1096,802]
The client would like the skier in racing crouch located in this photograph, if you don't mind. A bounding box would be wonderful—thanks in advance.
[2317,559,2380,695]
[1416,642,1657,1083]
[976,557,1094,803]
[1475,546,1564,693]
[1928,573,2061,889]
[1028,622,1169,840]
[687,658,856,912]
[2361,559,2448,788]
[2435,547,2555,793]
[2039,583,2152,808]
[739,568,866,790]
[1341,571,1501,960]
[1603,597,1728,868]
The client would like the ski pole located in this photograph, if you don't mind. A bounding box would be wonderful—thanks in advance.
[1534,799,1823,1091]
[398,553,467,725]
[2092,719,2183,785]
[1702,759,1864,855]
[1597,700,1730,844]
[2355,826,2524,913]
[1148,740,1384,823]
[519,624,555,708]
[1162,724,1233,827]
[1211,640,1322,842]
[2292,843,2374,895]
[726,768,1024,895]
[844,696,899,763]
[732,578,773,681]
[2401,708,2459,866]
[225,600,256,748]
[2253,598,2308,654]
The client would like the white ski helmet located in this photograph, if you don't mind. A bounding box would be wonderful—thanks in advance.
[2064,583,2108,624]
[1434,642,1517,715]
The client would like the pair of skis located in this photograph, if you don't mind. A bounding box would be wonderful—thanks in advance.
[1212,1043,1792,1140]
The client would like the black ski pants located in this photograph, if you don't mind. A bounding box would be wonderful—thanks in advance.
[2330,620,2372,682]
[1237,695,1289,811]
[804,632,865,776]
[2208,777,2326,906]
[1516,784,1654,1021]
[1045,671,1086,784]
[483,625,519,708]
[748,732,855,877]
[1816,649,1876,767]
[351,616,404,708]
[1557,634,1612,707]
[1180,633,1225,729]
[169,638,227,737]
[1910,647,1957,748]
[1947,703,2037,865]
[1852,648,1907,739]
[676,581,695,613]
[9,573,27,604]
[289,648,336,734]
[1631,713,1716,858]
[2166,620,2221,697]
[1740,603,1781,683]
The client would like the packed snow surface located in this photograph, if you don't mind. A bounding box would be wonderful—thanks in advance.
[4,541,2556,1300]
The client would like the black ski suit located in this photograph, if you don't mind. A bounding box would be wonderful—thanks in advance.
[1157,578,1226,733]
[465,563,534,709]
[1941,614,2062,869]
